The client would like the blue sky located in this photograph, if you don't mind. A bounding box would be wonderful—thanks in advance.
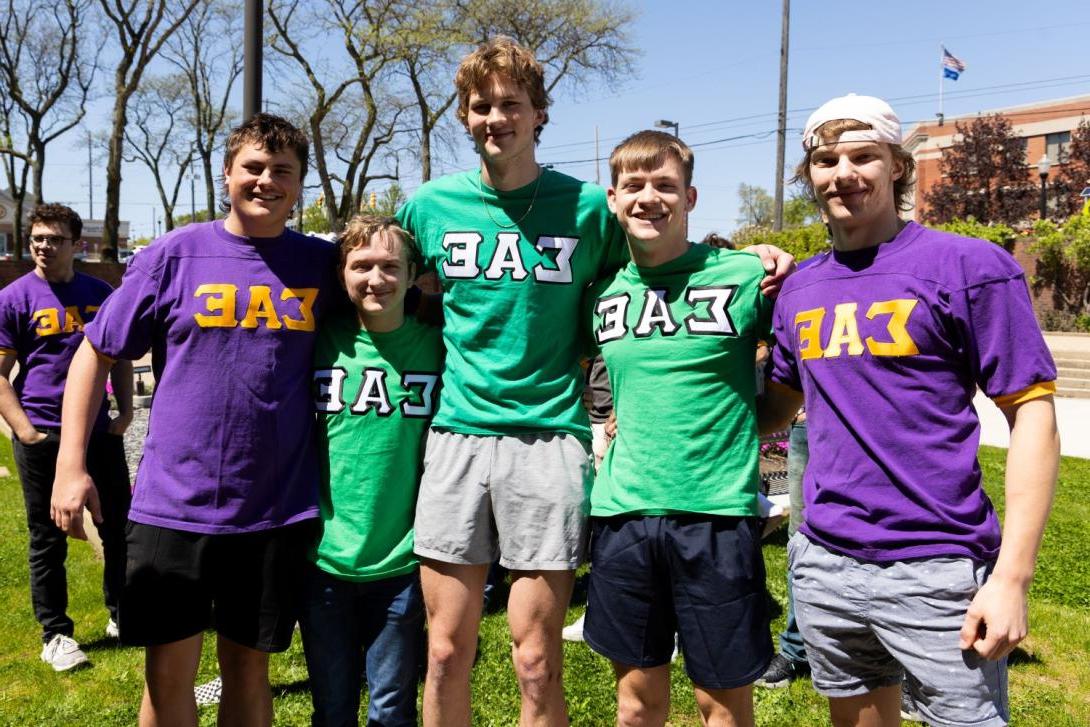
[38,0,1090,240]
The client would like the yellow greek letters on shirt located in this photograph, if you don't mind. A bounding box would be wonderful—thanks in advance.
[32,305,96,336]
[794,298,920,359]
[193,284,318,331]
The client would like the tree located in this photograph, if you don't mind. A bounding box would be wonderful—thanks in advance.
[98,0,201,252]
[123,75,195,233]
[268,0,402,231]
[736,183,774,228]
[924,114,1037,226]
[732,221,829,263]
[1031,215,1090,326]
[166,0,242,219]
[0,0,98,259]
[783,193,820,228]
[1054,119,1090,218]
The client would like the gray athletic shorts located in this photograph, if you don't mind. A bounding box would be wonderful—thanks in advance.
[413,429,593,571]
[788,533,1008,727]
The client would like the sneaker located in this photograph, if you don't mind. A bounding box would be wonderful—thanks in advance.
[561,614,585,642]
[194,676,222,706]
[900,681,926,723]
[755,652,810,689]
[40,634,89,672]
[105,618,120,639]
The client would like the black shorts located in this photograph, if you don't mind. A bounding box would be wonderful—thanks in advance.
[584,515,773,690]
[120,519,317,651]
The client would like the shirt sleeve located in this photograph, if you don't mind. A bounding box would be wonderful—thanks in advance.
[83,258,162,361]
[768,297,802,392]
[954,265,1056,403]
[0,299,18,353]
[595,213,630,281]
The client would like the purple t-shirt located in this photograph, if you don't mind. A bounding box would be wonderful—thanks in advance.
[0,271,112,430]
[769,222,1056,562]
[84,221,336,534]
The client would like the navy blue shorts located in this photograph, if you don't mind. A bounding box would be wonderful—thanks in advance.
[584,515,772,689]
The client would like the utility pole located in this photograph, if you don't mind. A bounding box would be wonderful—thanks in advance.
[243,0,263,122]
[773,0,790,231]
[87,133,94,219]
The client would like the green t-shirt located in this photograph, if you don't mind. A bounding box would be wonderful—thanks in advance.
[588,244,772,517]
[396,168,627,439]
[311,311,444,581]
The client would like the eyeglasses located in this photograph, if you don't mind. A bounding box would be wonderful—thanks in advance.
[30,235,72,247]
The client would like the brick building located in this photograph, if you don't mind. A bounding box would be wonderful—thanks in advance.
[903,94,1090,221]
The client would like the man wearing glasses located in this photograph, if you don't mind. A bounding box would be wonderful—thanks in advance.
[0,203,132,671]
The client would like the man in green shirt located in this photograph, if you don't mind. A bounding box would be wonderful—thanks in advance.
[397,37,794,727]
[303,215,443,726]
[583,131,773,727]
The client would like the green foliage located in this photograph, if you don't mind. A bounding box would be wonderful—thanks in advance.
[301,198,332,235]
[935,217,1017,251]
[360,184,407,218]
[736,183,774,228]
[1,442,1089,723]
[172,209,213,228]
[732,221,830,262]
[783,194,820,228]
[1030,214,1090,317]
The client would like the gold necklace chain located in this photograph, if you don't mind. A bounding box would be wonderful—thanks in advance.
[478,166,544,229]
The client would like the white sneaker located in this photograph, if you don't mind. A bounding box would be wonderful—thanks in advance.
[40,634,89,672]
[105,618,120,639]
[194,676,222,706]
[561,613,585,642]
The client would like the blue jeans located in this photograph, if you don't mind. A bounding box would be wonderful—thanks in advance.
[299,567,424,727]
[779,421,808,664]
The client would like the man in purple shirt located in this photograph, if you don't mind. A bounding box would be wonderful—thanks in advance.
[51,114,333,726]
[760,94,1059,727]
[0,203,132,671]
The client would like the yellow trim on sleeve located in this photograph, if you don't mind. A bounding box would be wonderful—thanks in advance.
[992,381,1056,408]
[766,379,803,395]
[0,347,15,356]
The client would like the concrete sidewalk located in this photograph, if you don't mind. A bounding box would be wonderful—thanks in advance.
[975,390,1089,459]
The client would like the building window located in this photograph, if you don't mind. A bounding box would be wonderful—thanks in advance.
[0,232,8,257]
[1046,131,1072,164]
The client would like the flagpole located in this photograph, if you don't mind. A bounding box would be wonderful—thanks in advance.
[938,45,944,125]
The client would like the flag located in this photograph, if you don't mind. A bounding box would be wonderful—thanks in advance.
[942,46,966,81]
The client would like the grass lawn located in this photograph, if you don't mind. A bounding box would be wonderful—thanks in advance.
[0,443,1087,725]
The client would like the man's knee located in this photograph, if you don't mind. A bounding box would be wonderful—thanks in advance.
[617,691,668,727]
[512,639,560,697]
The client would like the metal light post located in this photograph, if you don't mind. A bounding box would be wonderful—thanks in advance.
[654,119,679,138]
[243,0,263,122]
[1037,154,1051,221]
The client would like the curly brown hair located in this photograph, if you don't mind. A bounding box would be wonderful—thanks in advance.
[29,203,82,240]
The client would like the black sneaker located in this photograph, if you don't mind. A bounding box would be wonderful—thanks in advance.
[755,653,810,689]
[900,681,926,723]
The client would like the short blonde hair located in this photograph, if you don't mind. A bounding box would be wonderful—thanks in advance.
[336,215,419,271]
[454,36,550,142]
[792,119,916,212]
[609,130,694,187]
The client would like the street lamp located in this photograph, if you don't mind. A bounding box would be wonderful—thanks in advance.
[654,119,679,137]
[1037,153,1052,220]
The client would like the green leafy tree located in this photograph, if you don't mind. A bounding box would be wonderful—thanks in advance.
[783,194,820,228]
[934,217,1017,252]
[1054,119,1090,218]
[172,209,213,228]
[1031,214,1090,326]
[736,183,774,228]
[732,221,829,263]
[924,114,1037,226]
[301,197,332,235]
